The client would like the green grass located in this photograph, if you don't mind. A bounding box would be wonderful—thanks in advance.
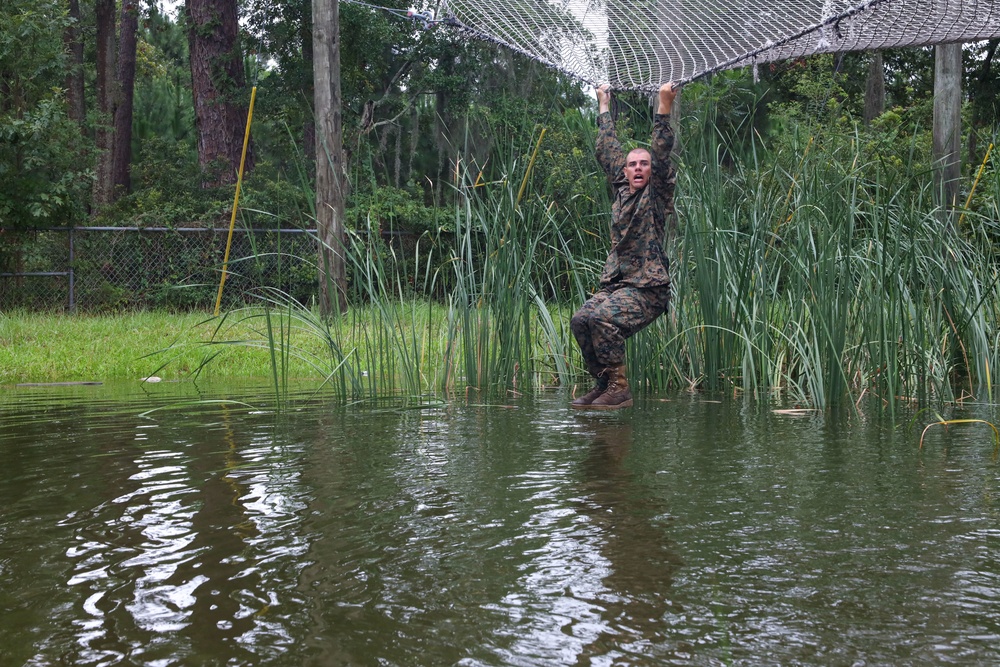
[0,310,330,384]
[0,302,576,392]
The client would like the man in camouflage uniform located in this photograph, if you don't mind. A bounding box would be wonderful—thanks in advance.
[570,82,679,410]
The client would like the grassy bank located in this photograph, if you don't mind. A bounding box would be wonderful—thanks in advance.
[0,310,315,384]
[0,301,575,393]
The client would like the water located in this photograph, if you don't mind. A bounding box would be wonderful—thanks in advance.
[2,383,999,666]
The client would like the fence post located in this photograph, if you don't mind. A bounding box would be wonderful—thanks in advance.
[69,226,76,312]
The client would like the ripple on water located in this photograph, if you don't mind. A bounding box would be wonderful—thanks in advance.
[3,391,1000,665]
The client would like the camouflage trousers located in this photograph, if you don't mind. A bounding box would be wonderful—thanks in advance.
[570,282,671,376]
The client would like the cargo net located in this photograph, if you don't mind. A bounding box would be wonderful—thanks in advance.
[411,0,1000,91]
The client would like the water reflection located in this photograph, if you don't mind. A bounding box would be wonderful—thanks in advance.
[573,418,683,664]
[483,414,683,666]
[3,387,1000,666]
[40,405,311,665]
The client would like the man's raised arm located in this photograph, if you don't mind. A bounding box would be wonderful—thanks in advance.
[657,81,678,116]
[651,82,678,199]
[595,84,625,183]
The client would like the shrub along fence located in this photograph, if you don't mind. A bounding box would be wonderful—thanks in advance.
[0,227,325,312]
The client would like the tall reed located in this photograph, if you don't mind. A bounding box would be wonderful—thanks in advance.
[663,118,1000,411]
[196,121,593,405]
[189,103,1000,411]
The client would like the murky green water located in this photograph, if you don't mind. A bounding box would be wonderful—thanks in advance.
[2,383,999,666]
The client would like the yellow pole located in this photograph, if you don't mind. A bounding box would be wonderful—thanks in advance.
[517,127,547,205]
[958,142,993,228]
[214,86,257,316]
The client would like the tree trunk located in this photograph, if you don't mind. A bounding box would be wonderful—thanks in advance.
[92,0,116,209]
[433,55,461,201]
[407,102,419,185]
[863,51,885,126]
[300,0,316,167]
[111,0,139,197]
[394,123,402,188]
[186,0,254,188]
[933,43,963,213]
[968,39,998,168]
[64,0,85,125]
[313,0,348,315]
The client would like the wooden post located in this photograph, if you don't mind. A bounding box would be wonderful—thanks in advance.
[933,43,963,215]
[863,51,885,126]
[312,0,348,315]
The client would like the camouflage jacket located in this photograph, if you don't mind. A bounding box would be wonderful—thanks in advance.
[595,111,676,288]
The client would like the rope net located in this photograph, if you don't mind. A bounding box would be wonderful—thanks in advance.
[420,0,1000,91]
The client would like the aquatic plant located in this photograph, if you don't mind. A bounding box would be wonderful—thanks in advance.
[169,104,1000,412]
[919,418,1000,458]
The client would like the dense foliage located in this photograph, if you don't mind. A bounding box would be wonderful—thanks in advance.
[0,0,91,227]
[2,2,997,236]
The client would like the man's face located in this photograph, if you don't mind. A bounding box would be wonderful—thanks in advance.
[625,149,651,192]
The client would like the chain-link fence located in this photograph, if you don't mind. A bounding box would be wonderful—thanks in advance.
[0,227,322,312]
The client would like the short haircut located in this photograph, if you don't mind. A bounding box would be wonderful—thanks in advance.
[626,147,651,162]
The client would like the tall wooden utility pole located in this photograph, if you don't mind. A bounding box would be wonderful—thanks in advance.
[933,43,963,215]
[312,0,347,315]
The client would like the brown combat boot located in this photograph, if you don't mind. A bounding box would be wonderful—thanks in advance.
[571,376,609,408]
[588,365,633,410]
